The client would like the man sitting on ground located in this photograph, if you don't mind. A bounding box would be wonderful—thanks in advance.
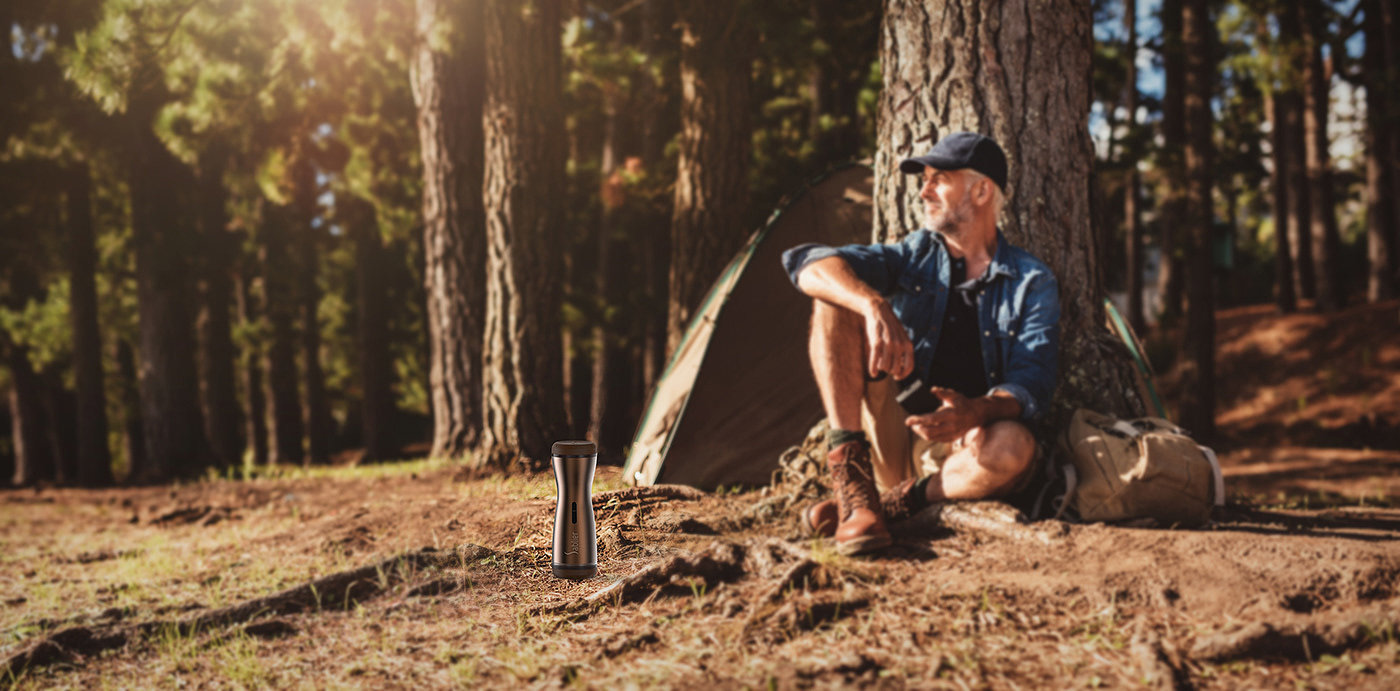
[781,132,1060,555]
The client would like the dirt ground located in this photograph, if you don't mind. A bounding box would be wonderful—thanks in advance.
[3,300,1399,690]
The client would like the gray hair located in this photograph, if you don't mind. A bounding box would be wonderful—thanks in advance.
[965,169,1007,219]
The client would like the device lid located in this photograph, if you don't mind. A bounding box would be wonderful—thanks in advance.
[551,440,597,457]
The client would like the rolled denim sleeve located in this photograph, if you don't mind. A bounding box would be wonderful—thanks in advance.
[988,271,1059,423]
[781,239,913,295]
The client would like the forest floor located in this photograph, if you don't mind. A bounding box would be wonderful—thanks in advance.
[3,299,1400,690]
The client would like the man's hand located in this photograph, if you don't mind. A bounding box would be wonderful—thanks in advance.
[863,298,915,380]
[905,386,984,442]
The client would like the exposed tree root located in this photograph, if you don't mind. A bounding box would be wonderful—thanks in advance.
[178,544,491,631]
[593,485,707,505]
[1190,602,1400,662]
[1,627,129,681]
[534,540,748,617]
[760,590,871,637]
[1131,627,1190,690]
[1,544,496,679]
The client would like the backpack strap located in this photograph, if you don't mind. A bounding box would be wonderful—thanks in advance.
[1108,419,1142,438]
[1199,444,1225,507]
[1051,465,1077,521]
[1031,461,1078,521]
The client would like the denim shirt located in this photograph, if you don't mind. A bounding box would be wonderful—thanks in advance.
[782,229,1060,424]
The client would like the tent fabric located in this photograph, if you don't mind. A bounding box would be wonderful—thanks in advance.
[624,164,875,489]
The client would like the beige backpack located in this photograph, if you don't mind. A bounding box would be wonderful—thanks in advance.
[1045,409,1225,526]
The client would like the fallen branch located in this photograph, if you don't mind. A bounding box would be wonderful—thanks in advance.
[900,502,1069,545]
[2,544,496,679]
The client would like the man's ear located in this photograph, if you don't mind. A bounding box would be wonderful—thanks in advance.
[972,177,993,207]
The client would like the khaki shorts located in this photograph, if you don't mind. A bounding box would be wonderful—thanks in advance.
[860,376,1040,495]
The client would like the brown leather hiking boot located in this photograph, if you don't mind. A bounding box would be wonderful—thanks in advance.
[824,440,891,555]
[806,476,925,538]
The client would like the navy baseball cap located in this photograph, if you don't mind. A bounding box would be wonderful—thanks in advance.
[899,132,1008,192]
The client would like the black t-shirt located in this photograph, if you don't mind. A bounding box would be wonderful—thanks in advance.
[899,255,989,415]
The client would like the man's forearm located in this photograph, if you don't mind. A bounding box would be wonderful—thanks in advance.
[796,256,885,316]
[972,391,1022,426]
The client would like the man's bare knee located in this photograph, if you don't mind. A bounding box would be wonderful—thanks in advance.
[977,421,1035,482]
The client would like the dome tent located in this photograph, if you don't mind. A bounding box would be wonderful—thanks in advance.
[624,164,874,489]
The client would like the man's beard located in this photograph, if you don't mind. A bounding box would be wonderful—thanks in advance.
[929,189,974,236]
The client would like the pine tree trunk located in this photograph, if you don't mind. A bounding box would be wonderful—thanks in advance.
[1384,0,1400,290]
[234,262,269,466]
[480,0,570,467]
[587,18,635,458]
[0,401,12,485]
[1364,0,1396,302]
[1155,0,1186,323]
[127,104,207,480]
[1299,0,1343,311]
[43,368,78,484]
[638,0,674,396]
[66,164,113,485]
[294,187,331,466]
[875,0,1145,427]
[562,94,596,436]
[196,153,244,470]
[413,0,487,459]
[667,1,754,356]
[1123,0,1146,332]
[261,205,304,465]
[115,339,146,480]
[1265,77,1297,312]
[348,197,394,462]
[1179,0,1216,436]
[6,346,52,486]
[1277,6,1315,302]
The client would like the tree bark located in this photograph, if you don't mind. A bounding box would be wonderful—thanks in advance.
[1277,6,1315,302]
[667,1,754,357]
[1265,74,1297,313]
[0,401,12,485]
[6,346,53,486]
[1179,0,1216,436]
[195,152,244,470]
[1299,0,1343,311]
[127,102,208,480]
[234,260,269,467]
[874,0,1145,427]
[115,339,146,480]
[638,0,675,396]
[1154,0,1186,323]
[1384,0,1400,291]
[261,204,304,465]
[291,156,330,466]
[479,0,570,467]
[1364,0,1396,301]
[347,197,394,462]
[42,368,78,484]
[1122,0,1146,332]
[588,17,635,459]
[412,0,487,459]
[66,164,113,485]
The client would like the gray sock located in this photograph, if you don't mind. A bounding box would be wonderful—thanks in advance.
[827,428,867,449]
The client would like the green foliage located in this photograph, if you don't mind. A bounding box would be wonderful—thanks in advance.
[0,278,73,373]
